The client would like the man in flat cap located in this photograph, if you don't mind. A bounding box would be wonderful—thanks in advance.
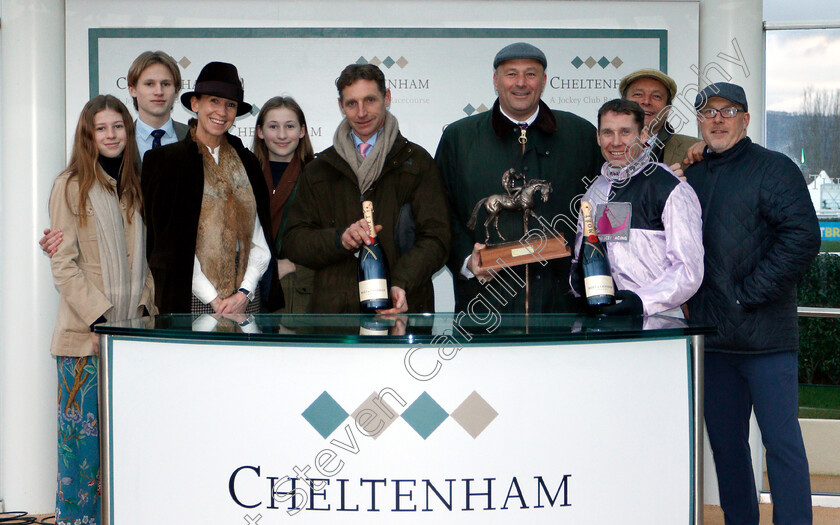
[436,42,601,313]
[686,82,819,525]
[619,68,701,171]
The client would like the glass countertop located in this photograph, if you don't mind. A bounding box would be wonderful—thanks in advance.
[95,313,714,345]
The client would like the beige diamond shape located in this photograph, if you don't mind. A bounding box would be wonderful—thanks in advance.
[476,103,489,113]
[451,391,498,439]
[350,391,400,440]
[369,56,382,66]
[396,56,408,68]
[611,56,623,68]
[584,56,597,68]
[179,56,191,69]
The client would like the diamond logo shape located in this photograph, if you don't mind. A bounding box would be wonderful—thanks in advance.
[598,56,610,69]
[369,56,382,66]
[302,391,349,439]
[178,56,191,69]
[584,56,597,68]
[250,104,260,116]
[396,56,408,68]
[451,391,498,438]
[382,56,395,68]
[351,392,399,440]
[476,104,489,113]
[355,56,368,65]
[571,56,584,69]
[463,103,475,116]
[611,56,624,68]
[401,392,448,440]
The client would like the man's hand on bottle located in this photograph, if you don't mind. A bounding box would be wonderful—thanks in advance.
[376,286,408,314]
[341,219,383,250]
[40,227,63,257]
[598,290,644,316]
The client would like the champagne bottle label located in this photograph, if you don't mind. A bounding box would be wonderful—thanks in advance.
[584,275,614,296]
[359,278,388,301]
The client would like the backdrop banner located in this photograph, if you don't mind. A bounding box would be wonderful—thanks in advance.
[90,28,667,155]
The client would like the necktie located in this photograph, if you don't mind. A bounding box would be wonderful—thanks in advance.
[151,129,166,149]
[358,142,372,158]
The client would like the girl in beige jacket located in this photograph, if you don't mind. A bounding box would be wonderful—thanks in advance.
[48,95,155,525]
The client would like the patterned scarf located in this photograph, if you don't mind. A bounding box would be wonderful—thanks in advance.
[333,111,400,194]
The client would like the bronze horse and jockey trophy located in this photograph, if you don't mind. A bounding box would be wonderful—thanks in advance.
[467,165,571,314]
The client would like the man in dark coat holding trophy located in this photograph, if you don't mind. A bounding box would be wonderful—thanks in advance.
[436,42,602,313]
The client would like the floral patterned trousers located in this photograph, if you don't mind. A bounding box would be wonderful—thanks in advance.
[56,356,100,525]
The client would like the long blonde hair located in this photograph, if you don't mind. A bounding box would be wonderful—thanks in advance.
[252,96,315,170]
[64,95,141,223]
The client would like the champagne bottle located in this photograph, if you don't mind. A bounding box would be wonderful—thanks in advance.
[579,201,615,307]
[358,201,392,312]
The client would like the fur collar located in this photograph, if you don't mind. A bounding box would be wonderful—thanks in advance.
[193,128,257,300]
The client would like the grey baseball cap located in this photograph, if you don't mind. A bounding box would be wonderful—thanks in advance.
[695,82,748,112]
[493,42,547,69]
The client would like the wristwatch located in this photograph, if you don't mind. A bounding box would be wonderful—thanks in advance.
[238,287,254,301]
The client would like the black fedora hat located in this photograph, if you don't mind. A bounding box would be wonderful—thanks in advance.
[181,61,252,116]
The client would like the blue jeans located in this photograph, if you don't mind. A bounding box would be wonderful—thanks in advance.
[704,350,811,525]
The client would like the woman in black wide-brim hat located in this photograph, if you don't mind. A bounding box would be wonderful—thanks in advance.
[141,61,284,315]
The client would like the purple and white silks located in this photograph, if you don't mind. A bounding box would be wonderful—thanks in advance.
[571,160,704,316]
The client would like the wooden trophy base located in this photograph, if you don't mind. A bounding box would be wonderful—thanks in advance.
[477,234,570,271]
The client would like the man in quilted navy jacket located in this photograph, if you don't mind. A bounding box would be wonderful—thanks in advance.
[686,82,820,525]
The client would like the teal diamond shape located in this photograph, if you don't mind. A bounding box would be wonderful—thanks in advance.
[598,56,610,69]
[463,103,475,116]
[250,104,260,116]
[302,391,348,438]
[571,56,584,69]
[356,56,368,65]
[402,392,448,440]
[382,56,395,68]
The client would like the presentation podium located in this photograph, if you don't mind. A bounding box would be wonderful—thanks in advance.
[96,313,711,525]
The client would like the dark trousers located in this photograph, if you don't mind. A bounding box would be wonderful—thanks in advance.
[704,350,812,525]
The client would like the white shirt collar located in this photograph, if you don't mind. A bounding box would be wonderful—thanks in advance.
[499,105,539,127]
[205,144,220,164]
[135,117,176,140]
[352,129,380,148]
